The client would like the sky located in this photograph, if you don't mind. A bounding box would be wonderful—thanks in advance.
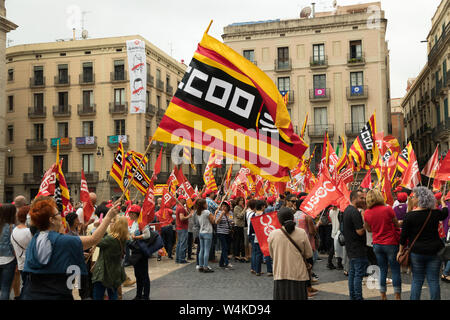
[4,0,442,99]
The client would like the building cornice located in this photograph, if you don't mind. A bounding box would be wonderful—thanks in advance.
[0,15,17,33]
[401,64,430,108]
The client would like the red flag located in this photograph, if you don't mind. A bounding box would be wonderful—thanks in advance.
[162,188,176,209]
[153,146,163,178]
[422,145,440,178]
[139,180,155,229]
[36,164,58,197]
[275,181,286,195]
[382,168,394,206]
[300,170,343,218]
[251,211,281,256]
[336,179,351,211]
[360,169,372,189]
[80,169,94,223]
[400,151,421,189]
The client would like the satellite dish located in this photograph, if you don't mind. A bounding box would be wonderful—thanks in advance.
[81,29,88,39]
[300,6,312,18]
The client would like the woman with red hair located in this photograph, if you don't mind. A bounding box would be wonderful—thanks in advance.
[22,197,120,300]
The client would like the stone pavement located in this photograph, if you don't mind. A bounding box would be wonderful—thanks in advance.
[122,252,450,300]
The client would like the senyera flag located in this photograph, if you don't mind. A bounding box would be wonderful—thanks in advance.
[251,211,281,257]
[151,22,308,182]
[349,113,379,170]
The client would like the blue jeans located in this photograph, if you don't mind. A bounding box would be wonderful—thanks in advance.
[199,233,213,268]
[373,244,402,294]
[218,233,231,267]
[0,259,17,300]
[410,253,441,300]
[249,235,256,271]
[92,282,118,300]
[176,229,188,262]
[444,261,450,276]
[264,256,273,273]
[253,241,264,274]
[348,257,368,300]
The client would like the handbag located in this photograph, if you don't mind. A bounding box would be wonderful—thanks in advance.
[397,210,432,267]
[438,229,450,261]
[338,232,345,247]
[280,227,313,277]
[225,214,234,238]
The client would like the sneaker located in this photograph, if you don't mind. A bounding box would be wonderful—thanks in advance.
[198,267,204,272]
[196,265,201,270]
[256,273,261,276]
[336,264,344,270]
[312,273,319,280]
[203,267,214,273]
[326,263,336,270]
[308,287,319,293]
[157,256,162,261]
[251,270,256,274]
[386,278,393,285]
[267,273,273,277]
[225,264,234,269]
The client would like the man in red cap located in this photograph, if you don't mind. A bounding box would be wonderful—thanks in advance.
[175,196,194,264]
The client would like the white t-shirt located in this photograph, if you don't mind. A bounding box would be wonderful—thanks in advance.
[76,206,98,224]
[329,208,340,239]
[10,227,32,270]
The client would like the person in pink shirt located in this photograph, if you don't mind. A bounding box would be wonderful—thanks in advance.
[363,189,402,300]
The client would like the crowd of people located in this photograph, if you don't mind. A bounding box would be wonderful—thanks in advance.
[0,183,449,301]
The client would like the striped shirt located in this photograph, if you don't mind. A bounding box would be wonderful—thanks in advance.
[215,211,233,234]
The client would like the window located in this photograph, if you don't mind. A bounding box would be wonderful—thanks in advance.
[445,98,449,120]
[351,105,365,132]
[312,143,323,173]
[444,60,447,85]
[114,119,126,135]
[7,157,13,176]
[314,107,328,126]
[83,90,93,107]
[57,122,68,138]
[33,155,44,176]
[114,60,125,80]
[83,154,95,173]
[60,155,68,174]
[349,40,362,59]
[313,44,325,62]
[350,72,364,86]
[83,62,93,82]
[7,69,13,81]
[58,64,68,83]
[34,93,44,109]
[146,90,150,105]
[7,125,13,143]
[277,47,289,68]
[313,74,326,89]
[166,75,170,88]
[156,69,161,81]
[278,77,290,91]
[33,66,44,85]
[58,92,68,108]
[7,95,13,112]
[243,50,255,62]
[82,121,94,136]
[34,124,44,141]
[114,88,125,106]
[156,95,161,108]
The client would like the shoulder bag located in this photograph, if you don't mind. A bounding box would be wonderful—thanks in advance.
[397,210,432,267]
[438,228,450,261]
[280,227,312,277]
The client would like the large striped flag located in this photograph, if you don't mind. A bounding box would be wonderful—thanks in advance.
[150,24,308,182]
[224,165,233,190]
[336,136,348,173]
[183,146,197,172]
[203,150,222,192]
[109,142,129,200]
[122,151,151,195]
[397,142,412,174]
[349,113,379,170]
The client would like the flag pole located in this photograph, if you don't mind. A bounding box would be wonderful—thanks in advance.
[119,137,153,202]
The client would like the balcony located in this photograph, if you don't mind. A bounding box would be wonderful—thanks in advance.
[107,135,129,148]
[309,88,330,102]
[446,70,450,87]
[26,139,47,151]
[166,84,174,96]
[437,79,443,96]
[347,53,365,66]
[428,22,450,63]
[50,137,72,151]
[75,136,97,149]
[28,106,46,119]
[346,86,368,100]
[109,102,128,115]
[146,104,156,116]
[79,73,95,85]
[310,56,328,69]
[274,58,292,72]
[52,105,71,117]
[345,122,365,137]
[29,77,45,88]
[77,104,96,116]
[287,90,295,104]
[308,124,334,138]
[23,173,43,185]
[147,74,154,87]
[65,171,99,184]
[156,107,165,120]
[156,79,164,91]
[412,105,417,115]
[54,75,70,86]
[439,77,448,95]
[431,87,437,102]
[110,71,127,82]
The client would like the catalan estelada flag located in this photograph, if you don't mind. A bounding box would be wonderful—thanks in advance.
[349,113,378,170]
[280,91,289,106]
[151,23,308,182]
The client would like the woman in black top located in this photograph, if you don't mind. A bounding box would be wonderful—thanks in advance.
[398,186,447,300]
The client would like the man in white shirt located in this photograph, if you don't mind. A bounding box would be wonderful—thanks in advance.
[76,193,98,235]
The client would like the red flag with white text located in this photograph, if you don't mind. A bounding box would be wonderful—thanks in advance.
[251,211,281,256]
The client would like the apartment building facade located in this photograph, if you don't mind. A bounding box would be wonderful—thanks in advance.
[222,2,391,172]
[402,0,449,168]
[3,35,196,202]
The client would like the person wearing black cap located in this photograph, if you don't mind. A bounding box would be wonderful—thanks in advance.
[268,207,313,300]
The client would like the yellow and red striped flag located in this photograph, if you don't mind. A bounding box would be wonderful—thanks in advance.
[203,150,222,192]
[349,112,379,171]
[396,142,412,174]
[109,142,129,200]
[183,146,196,172]
[151,23,308,182]
[300,113,308,140]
